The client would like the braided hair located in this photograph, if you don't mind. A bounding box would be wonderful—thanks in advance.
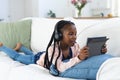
[44,20,75,73]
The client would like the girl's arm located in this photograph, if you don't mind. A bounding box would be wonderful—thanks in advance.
[57,55,81,72]
[57,44,89,72]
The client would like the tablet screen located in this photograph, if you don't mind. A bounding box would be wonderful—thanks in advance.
[87,36,109,57]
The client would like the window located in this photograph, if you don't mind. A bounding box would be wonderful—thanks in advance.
[108,0,120,16]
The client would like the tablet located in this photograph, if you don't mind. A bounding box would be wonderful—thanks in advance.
[87,36,109,57]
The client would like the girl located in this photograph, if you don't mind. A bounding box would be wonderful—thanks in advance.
[42,20,112,79]
[0,20,112,80]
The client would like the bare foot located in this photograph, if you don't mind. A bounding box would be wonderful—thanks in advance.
[0,42,3,47]
[14,42,22,51]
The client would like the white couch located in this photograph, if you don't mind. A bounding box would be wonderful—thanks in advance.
[0,17,120,80]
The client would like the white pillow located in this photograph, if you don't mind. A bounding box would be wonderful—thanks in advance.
[77,18,120,57]
[31,18,62,53]
[97,58,120,80]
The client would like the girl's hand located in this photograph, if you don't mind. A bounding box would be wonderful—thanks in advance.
[101,44,107,54]
[78,46,89,60]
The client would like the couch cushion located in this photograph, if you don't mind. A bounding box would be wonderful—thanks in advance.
[8,64,85,80]
[97,58,120,80]
[0,51,25,80]
[0,20,32,49]
[31,18,62,53]
[77,18,120,57]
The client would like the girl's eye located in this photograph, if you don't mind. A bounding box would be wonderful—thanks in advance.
[69,33,73,35]
[69,32,76,36]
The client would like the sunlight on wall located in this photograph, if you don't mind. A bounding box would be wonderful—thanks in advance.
[118,1,120,16]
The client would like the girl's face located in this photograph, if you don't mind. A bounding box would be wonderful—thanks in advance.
[60,24,77,47]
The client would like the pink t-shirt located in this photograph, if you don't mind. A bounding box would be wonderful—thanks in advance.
[36,43,81,72]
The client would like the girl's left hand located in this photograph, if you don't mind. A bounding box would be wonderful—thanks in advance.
[101,44,107,54]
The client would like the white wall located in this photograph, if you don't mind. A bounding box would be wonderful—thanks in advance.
[118,0,120,16]
[38,0,73,17]
[0,0,119,22]
[33,0,111,17]
[0,0,9,21]
[8,0,25,21]
[0,0,25,22]
[24,0,39,17]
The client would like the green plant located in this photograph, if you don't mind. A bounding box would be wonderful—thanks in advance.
[47,10,56,18]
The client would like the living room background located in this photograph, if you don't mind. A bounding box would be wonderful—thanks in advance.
[0,0,120,22]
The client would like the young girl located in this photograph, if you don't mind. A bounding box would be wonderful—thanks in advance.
[42,20,113,79]
[0,20,113,79]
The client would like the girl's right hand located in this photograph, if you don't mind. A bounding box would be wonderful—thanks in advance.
[78,46,89,60]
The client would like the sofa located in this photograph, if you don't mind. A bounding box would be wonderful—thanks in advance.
[0,17,120,80]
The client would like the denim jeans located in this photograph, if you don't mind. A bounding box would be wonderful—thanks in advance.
[0,46,35,64]
[58,54,113,79]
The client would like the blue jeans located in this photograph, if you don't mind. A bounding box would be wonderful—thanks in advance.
[0,46,35,64]
[50,54,113,80]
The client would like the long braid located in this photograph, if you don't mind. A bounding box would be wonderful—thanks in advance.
[44,31,58,69]
[50,40,56,65]
[44,31,55,69]
[54,41,61,75]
